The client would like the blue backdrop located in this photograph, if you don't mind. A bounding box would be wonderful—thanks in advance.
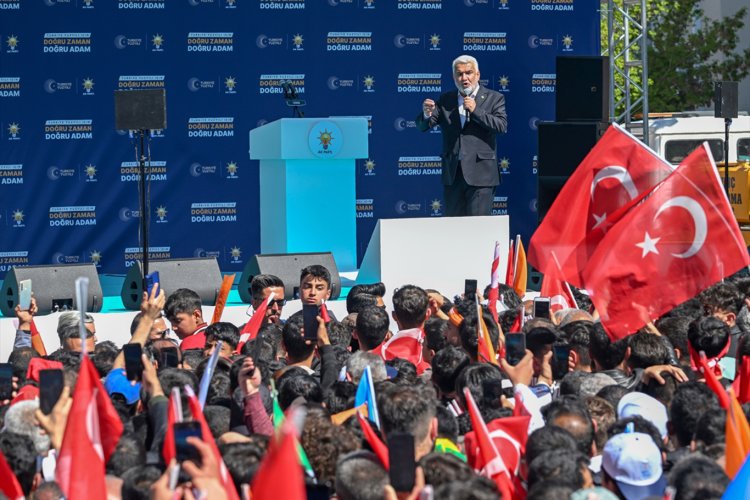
[0,0,600,278]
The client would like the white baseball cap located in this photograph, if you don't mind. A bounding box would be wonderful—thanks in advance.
[601,432,666,500]
[617,392,668,440]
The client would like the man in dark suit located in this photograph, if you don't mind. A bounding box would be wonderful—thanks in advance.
[416,55,507,216]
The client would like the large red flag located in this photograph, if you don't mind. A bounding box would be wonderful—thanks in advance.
[252,410,306,500]
[56,355,124,500]
[236,295,272,353]
[488,241,502,324]
[540,256,577,314]
[505,239,515,287]
[528,124,673,288]
[356,411,390,469]
[732,356,750,404]
[583,144,750,339]
[0,449,23,500]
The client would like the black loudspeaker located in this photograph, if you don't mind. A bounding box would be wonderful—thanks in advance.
[114,89,167,130]
[556,56,610,122]
[714,81,739,119]
[120,258,222,310]
[537,121,607,220]
[0,264,103,316]
[238,252,341,303]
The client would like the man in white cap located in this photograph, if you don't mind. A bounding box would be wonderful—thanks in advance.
[601,431,666,500]
[617,392,669,444]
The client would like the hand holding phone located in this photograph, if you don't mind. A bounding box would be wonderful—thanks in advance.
[302,304,319,341]
[39,369,64,415]
[464,279,478,299]
[552,344,572,380]
[174,421,202,464]
[158,347,179,370]
[145,271,160,297]
[123,344,144,381]
[19,279,32,311]
[504,333,526,366]
[388,432,416,493]
[533,297,551,319]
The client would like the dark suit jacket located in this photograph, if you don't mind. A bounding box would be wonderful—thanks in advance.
[416,86,507,187]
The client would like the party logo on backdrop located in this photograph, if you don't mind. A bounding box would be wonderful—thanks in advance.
[260,0,304,9]
[356,199,374,218]
[6,122,20,140]
[225,161,239,179]
[81,77,95,95]
[48,205,96,227]
[291,33,304,50]
[308,120,343,158]
[124,247,171,267]
[46,165,76,180]
[120,161,168,182]
[118,207,140,222]
[259,74,304,95]
[154,206,168,223]
[119,0,165,9]
[0,77,20,97]
[393,34,421,49]
[194,248,221,259]
[397,156,441,176]
[187,117,234,138]
[190,202,238,223]
[561,34,574,51]
[52,253,81,264]
[397,0,441,10]
[397,73,441,93]
[43,0,72,7]
[43,33,91,53]
[499,157,510,174]
[10,209,25,228]
[43,78,73,94]
[84,163,97,182]
[492,196,508,215]
[118,75,166,90]
[326,32,372,52]
[531,73,555,93]
[528,35,554,48]
[189,162,218,177]
[0,252,29,274]
[256,34,285,49]
[393,117,416,132]
[187,32,234,52]
[87,251,101,267]
[327,76,355,90]
[497,75,510,92]
[187,77,217,92]
[151,34,165,51]
[531,0,573,11]
[228,246,242,264]
[81,0,94,8]
[44,119,92,140]
[114,35,144,50]
[5,34,19,53]
[0,164,22,185]
[0,0,20,10]
[362,158,376,176]
[463,32,507,52]
[395,200,423,215]
[429,199,443,217]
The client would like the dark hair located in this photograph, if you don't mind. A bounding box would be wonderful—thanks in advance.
[324,381,356,415]
[164,288,202,319]
[355,306,390,351]
[655,316,691,361]
[378,383,437,444]
[699,282,743,315]
[250,274,285,300]
[693,408,726,449]
[526,425,578,465]
[627,333,672,368]
[543,396,595,456]
[424,317,449,353]
[7,347,37,382]
[300,264,332,288]
[459,308,499,362]
[609,416,665,452]
[595,384,630,410]
[220,441,267,494]
[121,465,164,500]
[203,404,231,439]
[158,368,199,399]
[688,316,729,358]
[386,358,418,386]
[669,454,729,500]
[346,282,386,314]
[205,322,240,351]
[584,396,616,453]
[589,322,628,370]
[526,480,576,500]
[642,371,680,408]
[419,452,474,488]
[278,373,323,411]
[301,407,360,489]
[455,363,509,412]
[669,382,720,447]
[106,432,146,477]
[527,450,589,490]
[282,315,315,362]
[558,371,590,396]
[0,432,36,494]
[431,346,471,396]
[327,320,353,349]
[335,451,387,500]
[559,320,593,368]
[433,477,500,500]
[392,285,429,328]
[434,404,459,442]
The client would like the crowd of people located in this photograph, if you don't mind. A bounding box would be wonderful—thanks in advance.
[2,262,748,499]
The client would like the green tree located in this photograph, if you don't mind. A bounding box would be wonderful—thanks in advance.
[647,0,750,111]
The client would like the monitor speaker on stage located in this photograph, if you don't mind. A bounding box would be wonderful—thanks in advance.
[537,121,607,220]
[238,252,341,303]
[114,89,167,130]
[121,258,222,310]
[714,81,739,119]
[556,56,609,123]
[0,264,103,316]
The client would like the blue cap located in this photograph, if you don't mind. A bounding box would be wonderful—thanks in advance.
[104,368,141,405]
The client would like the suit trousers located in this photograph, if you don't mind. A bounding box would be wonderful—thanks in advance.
[444,163,495,217]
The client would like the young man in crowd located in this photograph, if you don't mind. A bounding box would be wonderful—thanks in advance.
[164,288,208,350]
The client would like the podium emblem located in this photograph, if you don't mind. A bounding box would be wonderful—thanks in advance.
[308,120,343,158]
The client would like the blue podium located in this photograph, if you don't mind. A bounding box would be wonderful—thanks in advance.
[249,117,369,271]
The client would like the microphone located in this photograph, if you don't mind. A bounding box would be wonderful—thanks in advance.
[460,87,471,123]
[280,80,292,99]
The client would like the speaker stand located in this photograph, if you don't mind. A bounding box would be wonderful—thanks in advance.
[137,129,151,282]
[724,118,732,196]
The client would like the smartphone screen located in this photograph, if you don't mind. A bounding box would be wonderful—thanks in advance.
[0,363,13,400]
[552,344,572,380]
[173,421,202,464]
[159,347,179,370]
[464,279,478,298]
[533,297,551,319]
[504,333,526,366]
[388,432,416,492]
[302,304,319,340]
[145,271,160,297]
[39,369,64,415]
[19,279,32,310]
[123,344,144,381]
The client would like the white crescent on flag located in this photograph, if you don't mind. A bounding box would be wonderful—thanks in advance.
[654,196,708,259]
[590,166,639,200]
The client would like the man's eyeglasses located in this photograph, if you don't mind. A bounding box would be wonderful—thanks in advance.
[269,299,286,308]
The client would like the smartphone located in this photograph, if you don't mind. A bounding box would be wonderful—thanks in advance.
[464,279,478,298]
[305,484,331,500]
[39,369,64,415]
[533,297,551,319]
[552,344,572,380]
[388,432,416,492]
[159,347,179,370]
[18,279,32,310]
[123,343,144,381]
[144,271,160,297]
[173,421,202,464]
[302,304,319,341]
[0,363,13,400]
[504,333,526,366]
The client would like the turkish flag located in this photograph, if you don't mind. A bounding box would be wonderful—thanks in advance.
[583,144,750,339]
[0,449,23,500]
[56,355,124,500]
[488,241,502,324]
[540,258,577,314]
[236,295,272,353]
[252,410,306,500]
[528,124,673,288]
